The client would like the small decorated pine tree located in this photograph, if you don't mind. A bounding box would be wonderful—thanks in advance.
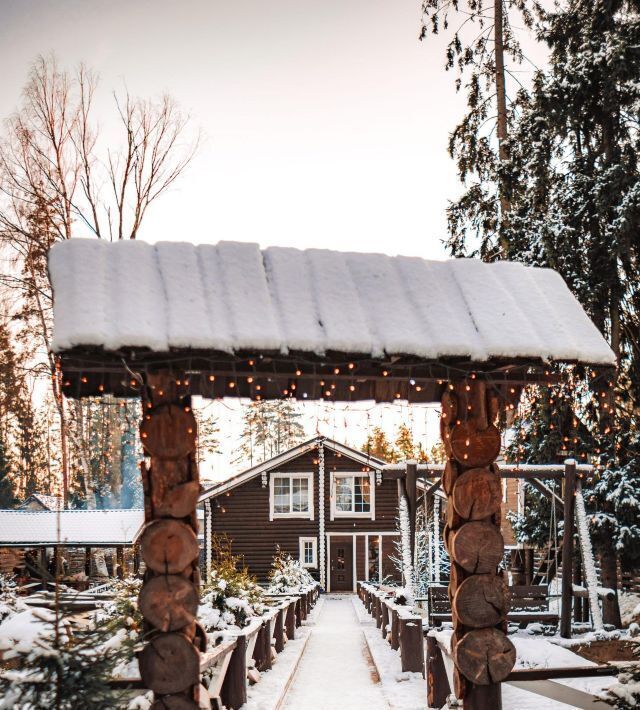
[268,547,314,593]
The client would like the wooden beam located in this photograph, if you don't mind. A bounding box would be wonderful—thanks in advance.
[560,460,577,639]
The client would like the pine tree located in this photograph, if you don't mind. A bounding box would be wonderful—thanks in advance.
[237,400,306,466]
[502,0,640,626]
[363,427,398,463]
[421,0,535,258]
[0,438,17,508]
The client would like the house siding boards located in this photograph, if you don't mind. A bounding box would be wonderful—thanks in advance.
[206,443,401,587]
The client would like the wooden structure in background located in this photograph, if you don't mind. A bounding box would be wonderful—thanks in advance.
[49,240,617,709]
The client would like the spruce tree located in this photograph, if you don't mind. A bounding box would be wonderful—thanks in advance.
[237,400,305,466]
[364,427,398,462]
[503,0,640,626]
[0,438,17,508]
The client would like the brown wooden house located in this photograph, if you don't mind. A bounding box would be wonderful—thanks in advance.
[199,436,401,592]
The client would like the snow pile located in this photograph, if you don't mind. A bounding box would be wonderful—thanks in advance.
[267,550,315,594]
[49,239,616,366]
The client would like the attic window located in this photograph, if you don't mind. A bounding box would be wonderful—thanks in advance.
[269,473,314,520]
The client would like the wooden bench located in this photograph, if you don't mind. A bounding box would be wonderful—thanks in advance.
[425,584,558,629]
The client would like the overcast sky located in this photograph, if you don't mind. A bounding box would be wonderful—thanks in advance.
[0,0,474,260]
[1,1,543,479]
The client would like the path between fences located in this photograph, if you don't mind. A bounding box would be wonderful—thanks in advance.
[282,595,390,710]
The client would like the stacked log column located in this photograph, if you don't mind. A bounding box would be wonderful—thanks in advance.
[441,380,516,709]
[137,372,204,710]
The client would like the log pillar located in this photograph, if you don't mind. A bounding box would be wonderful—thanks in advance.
[84,547,92,578]
[440,380,516,709]
[137,371,202,709]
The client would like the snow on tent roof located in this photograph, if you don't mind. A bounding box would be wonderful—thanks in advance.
[48,239,615,366]
[0,509,144,547]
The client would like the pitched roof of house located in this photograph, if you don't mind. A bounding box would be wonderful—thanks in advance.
[0,509,145,547]
[199,436,386,501]
[49,239,615,366]
[19,494,65,511]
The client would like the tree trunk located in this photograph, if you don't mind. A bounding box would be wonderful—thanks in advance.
[599,539,621,628]
[494,0,510,256]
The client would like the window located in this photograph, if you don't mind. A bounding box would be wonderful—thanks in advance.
[331,472,375,518]
[269,473,314,520]
[299,537,317,568]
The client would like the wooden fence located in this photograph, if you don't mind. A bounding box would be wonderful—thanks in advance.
[113,583,319,709]
[357,582,424,675]
[358,582,612,708]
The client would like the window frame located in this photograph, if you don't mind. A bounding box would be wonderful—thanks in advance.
[299,536,318,568]
[269,472,314,520]
[330,471,375,520]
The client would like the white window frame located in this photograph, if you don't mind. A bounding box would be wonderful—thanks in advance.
[299,536,318,568]
[269,472,314,521]
[330,471,375,520]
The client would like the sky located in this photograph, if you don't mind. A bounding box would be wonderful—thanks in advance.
[0,0,544,481]
[0,0,467,259]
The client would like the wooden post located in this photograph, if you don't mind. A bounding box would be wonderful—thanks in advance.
[381,600,390,639]
[406,461,418,565]
[274,608,285,653]
[426,633,450,708]
[399,617,424,674]
[84,547,91,578]
[116,546,124,579]
[285,600,296,640]
[390,608,400,650]
[561,459,576,639]
[440,380,515,708]
[137,371,202,708]
[222,634,247,709]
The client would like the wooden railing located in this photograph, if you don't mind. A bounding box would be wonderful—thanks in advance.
[112,583,320,709]
[357,581,424,675]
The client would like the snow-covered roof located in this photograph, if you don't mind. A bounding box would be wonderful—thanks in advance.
[49,239,615,366]
[19,494,64,511]
[199,436,386,501]
[0,509,145,547]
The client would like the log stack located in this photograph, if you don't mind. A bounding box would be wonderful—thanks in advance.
[441,380,516,708]
[138,372,204,709]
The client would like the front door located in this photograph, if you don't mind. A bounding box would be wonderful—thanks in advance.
[329,537,353,592]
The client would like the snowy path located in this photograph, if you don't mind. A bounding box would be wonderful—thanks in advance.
[283,595,390,710]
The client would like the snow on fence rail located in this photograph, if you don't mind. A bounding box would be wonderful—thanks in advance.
[109,584,318,709]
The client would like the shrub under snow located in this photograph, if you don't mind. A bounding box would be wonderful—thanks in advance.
[267,549,314,593]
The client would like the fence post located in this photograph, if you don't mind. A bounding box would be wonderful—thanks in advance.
[426,633,450,708]
[274,608,285,653]
[561,459,576,639]
[399,617,424,674]
[285,600,296,640]
[221,634,247,709]
[381,601,390,640]
[390,608,400,650]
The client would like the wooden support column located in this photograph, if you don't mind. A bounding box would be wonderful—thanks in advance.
[406,461,418,565]
[116,546,124,579]
[84,547,91,578]
[560,459,576,639]
[137,371,202,709]
[440,380,516,709]
[426,633,450,708]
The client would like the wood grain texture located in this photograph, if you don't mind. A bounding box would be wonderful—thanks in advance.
[453,574,510,628]
[140,519,199,574]
[452,468,502,520]
[453,627,516,685]
[140,404,197,459]
[450,422,501,467]
[139,633,200,694]
[138,575,199,632]
[450,522,504,574]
